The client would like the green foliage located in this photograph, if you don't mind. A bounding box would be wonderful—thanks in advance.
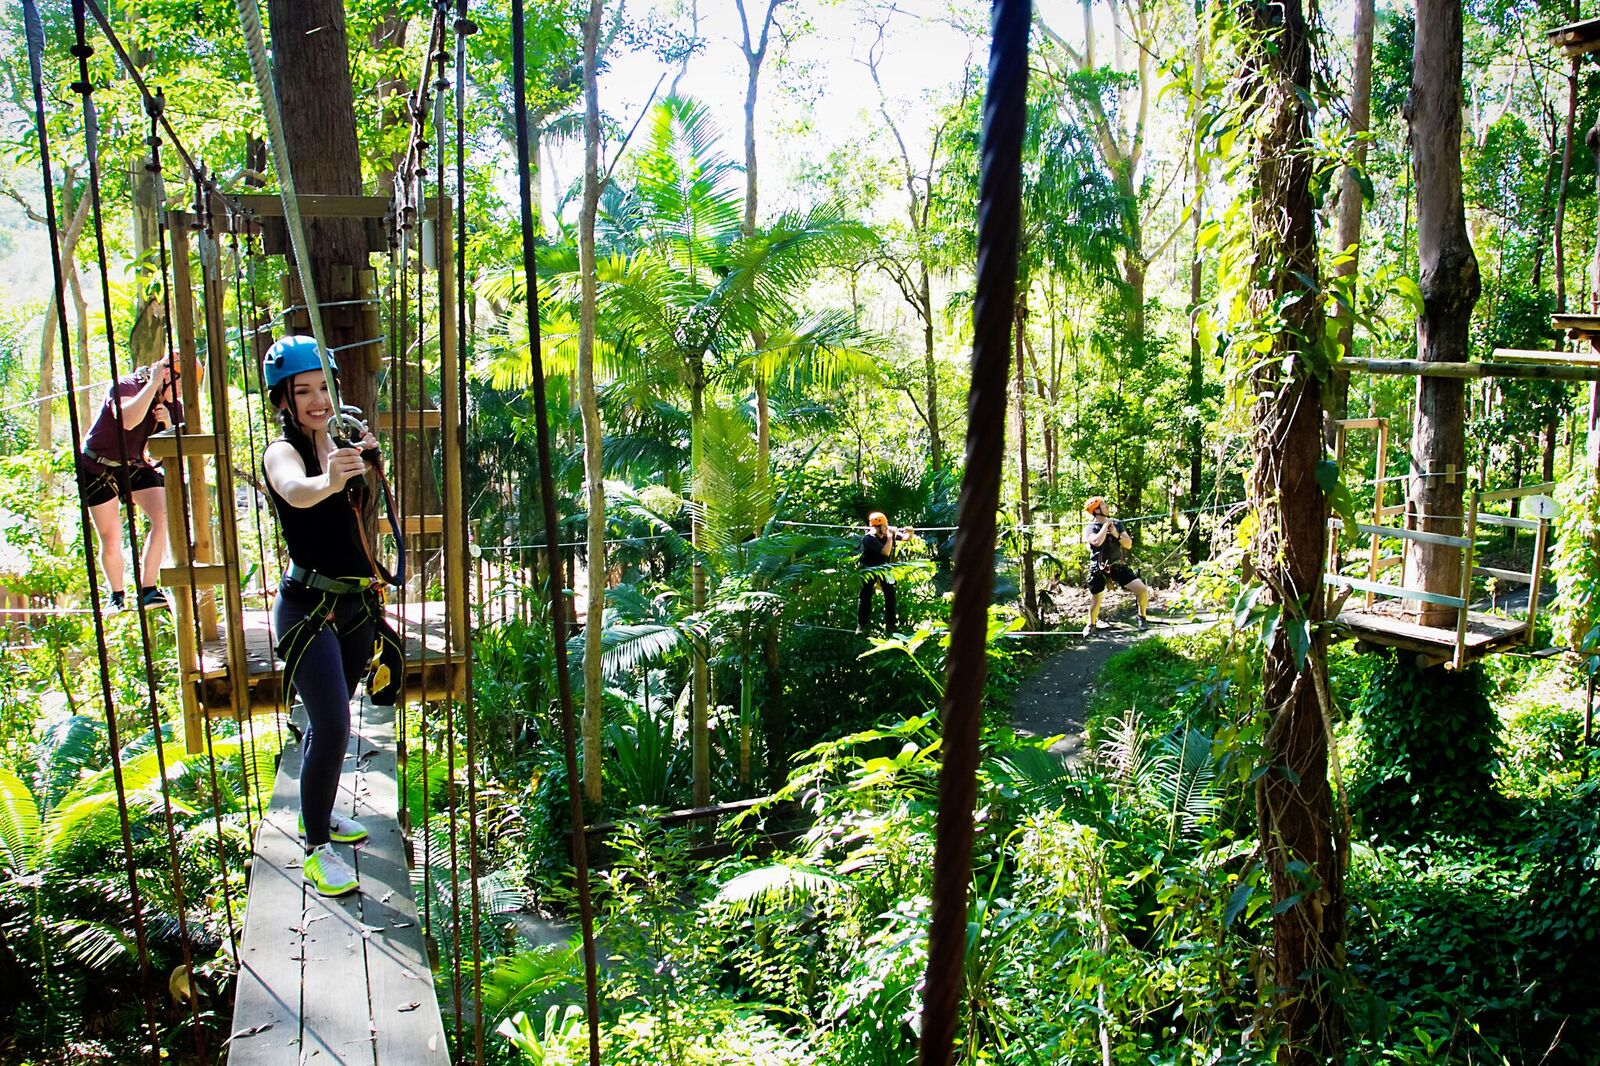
[1346,653,1506,840]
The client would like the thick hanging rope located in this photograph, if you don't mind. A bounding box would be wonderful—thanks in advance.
[231,0,357,440]
[452,3,490,1059]
[21,0,160,1055]
[511,0,603,1059]
[917,2,1028,1063]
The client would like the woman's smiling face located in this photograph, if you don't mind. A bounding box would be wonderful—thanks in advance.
[286,370,333,432]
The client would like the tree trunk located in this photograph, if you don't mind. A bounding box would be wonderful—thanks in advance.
[1245,0,1344,1057]
[35,179,91,451]
[577,0,606,806]
[1404,0,1481,627]
[922,264,943,470]
[690,371,711,807]
[128,155,165,370]
[268,0,373,418]
[1328,0,1375,440]
[1186,4,1206,564]
[1014,300,1037,624]
[1554,59,1578,313]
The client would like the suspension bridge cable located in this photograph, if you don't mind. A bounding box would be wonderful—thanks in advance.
[919,2,1029,1063]
[21,1,160,1053]
[512,0,603,1058]
[453,3,489,1057]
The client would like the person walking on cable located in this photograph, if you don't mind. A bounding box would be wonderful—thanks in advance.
[857,511,913,635]
[76,353,188,611]
[1082,496,1150,635]
[261,336,402,898]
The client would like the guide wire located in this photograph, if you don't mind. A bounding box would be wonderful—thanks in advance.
[512,0,604,1058]
[23,0,160,1054]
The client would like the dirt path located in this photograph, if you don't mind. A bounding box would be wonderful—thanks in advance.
[1011,617,1211,760]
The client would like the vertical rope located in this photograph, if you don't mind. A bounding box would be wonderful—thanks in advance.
[917,2,1028,1063]
[431,7,467,1040]
[22,1,160,1055]
[454,5,489,1061]
[512,1,603,1060]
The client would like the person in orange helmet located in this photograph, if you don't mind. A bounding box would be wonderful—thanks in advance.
[1082,496,1148,636]
[856,511,914,635]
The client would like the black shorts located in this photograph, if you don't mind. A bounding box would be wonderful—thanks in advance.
[1089,562,1139,594]
[76,455,164,508]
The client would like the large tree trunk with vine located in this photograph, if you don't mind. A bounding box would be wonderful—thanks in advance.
[1186,6,1206,564]
[1403,0,1480,627]
[268,0,373,419]
[577,0,606,806]
[1245,0,1345,1058]
[1327,0,1374,441]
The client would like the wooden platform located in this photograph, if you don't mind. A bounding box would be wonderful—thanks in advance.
[196,600,466,714]
[1333,605,1528,663]
[229,697,449,1064]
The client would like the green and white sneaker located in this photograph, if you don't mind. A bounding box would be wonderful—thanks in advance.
[303,844,359,897]
[298,812,369,844]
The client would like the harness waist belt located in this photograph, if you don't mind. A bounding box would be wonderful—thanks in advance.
[284,563,380,596]
[83,447,136,469]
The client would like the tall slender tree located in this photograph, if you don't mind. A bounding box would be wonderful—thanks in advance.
[1328,0,1376,439]
[577,0,606,805]
[1242,0,1345,1056]
[1404,0,1480,626]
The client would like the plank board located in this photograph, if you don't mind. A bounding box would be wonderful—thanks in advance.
[195,601,466,713]
[353,700,450,1064]
[1334,606,1527,656]
[229,697,449,1064]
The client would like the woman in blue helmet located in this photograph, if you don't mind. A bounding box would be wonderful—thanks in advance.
[261,334,398,897]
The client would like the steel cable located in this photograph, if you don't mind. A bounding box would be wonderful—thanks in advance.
[512,0,604,1059]
[21,0,160,1054]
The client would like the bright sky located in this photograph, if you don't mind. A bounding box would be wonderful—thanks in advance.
[544,0,1088,222]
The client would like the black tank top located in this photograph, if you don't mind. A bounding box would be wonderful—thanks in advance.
[264,434,376,580]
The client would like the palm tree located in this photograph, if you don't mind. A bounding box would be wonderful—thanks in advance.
[602,96,877,805]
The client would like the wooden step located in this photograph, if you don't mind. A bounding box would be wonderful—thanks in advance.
[147,431,220,459]
[373,409,443,432]
[1548,17,1600,57]
[1491,347,1600,364]
[1551,313,1600,338]
[161,563,230,587]
[384,514,446,536]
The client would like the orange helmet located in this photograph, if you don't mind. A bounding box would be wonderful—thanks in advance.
[868,512,888,527]
[1083,496,1106,515]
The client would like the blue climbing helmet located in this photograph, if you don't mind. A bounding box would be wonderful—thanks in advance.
[263,335,337,390]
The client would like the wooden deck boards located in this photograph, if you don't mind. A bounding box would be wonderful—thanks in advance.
[196,601,465,713]
[1334,606,1528,658]
[228,698,448,1064]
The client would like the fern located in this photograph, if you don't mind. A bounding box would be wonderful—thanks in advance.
[0,766,41,875]
[476,943,584,1029]
[713,862,849,916]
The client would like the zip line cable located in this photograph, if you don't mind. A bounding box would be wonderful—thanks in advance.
[22,1,160,1054]
[512,0,604,1057]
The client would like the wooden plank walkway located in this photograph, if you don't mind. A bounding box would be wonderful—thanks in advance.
[1334,605,1528,659]
[228,696,448,1064]
[196,601,466,713]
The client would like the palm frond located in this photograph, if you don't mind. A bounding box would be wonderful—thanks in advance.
[568,622,695,680]
[0,766,41,875]
[33,715,105,811]
[691,404,773,557]
[476,943,583,1030]
[712,862,849,915]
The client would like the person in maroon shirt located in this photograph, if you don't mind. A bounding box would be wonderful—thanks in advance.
[75,353,186,610]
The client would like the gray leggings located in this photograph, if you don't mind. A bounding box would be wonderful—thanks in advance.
[273,590,374,850]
